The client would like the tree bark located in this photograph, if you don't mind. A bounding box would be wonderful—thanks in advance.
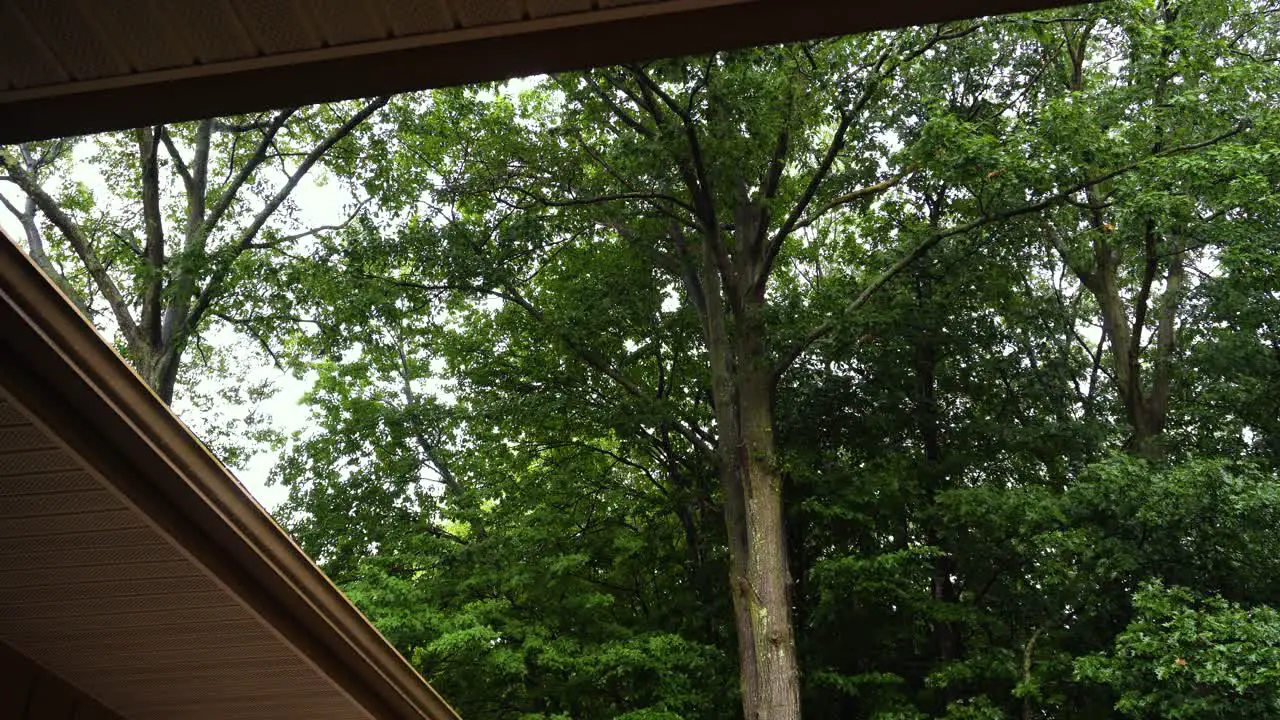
[705,266,799,719]
[701,236,765,716]
[738,360,800,720]
[912,259,962,704]
[695,218,800,719]
[1074,231,1182,460]
[710,356,801,720]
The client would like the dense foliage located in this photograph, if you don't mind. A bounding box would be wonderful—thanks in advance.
[6,0,1280,718]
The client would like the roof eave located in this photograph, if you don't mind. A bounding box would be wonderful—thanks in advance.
[0,233,459,720]
[0,0,1089,143]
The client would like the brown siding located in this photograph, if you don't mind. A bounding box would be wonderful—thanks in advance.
[0,640,124,720]
[0,394,379,720]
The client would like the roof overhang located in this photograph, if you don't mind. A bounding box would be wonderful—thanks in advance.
[0,231,458,720]
[0,0,1086,144]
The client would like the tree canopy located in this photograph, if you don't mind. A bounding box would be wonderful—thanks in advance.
[4,0,1280,718]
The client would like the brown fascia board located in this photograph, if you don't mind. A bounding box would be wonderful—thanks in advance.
[0,232,459,720]
[0,0,1090,144]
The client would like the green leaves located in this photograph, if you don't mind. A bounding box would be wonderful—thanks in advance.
[1077,582,1280,718]
[252,1,1280,718]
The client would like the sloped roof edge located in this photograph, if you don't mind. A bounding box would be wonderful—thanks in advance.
[0,233,459,720]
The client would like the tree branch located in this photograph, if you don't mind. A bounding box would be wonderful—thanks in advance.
[212,118,274,133]
[502,281,716,459]
[756,24,976,294]
[767,109,858,258]
[0,149,141,346]
[1129,222,1160,362]
[200,108,298,238]
[504,185,697,216]
[569,130,701,231]
[0,192,23,225]
[775,121,1252,376]
[157,126,195,194]
[792,167,915,233]
[580,74,655,139]
[624,65,736,301]
[211,311,283,368]
[244,197,371,250]
[537,440,670,498]
[174,97,389,348]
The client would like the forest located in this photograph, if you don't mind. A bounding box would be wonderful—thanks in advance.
[3,0,1280,718]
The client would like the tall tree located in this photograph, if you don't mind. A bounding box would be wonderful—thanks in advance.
[262,2,1280,718]
[0,99,387,402]
[349,27,996,720]
[1023,0,1280,457]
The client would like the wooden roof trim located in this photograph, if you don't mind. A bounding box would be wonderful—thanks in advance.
[0,0,1086,143]
[0,0,741,104]
[0,233,459,720]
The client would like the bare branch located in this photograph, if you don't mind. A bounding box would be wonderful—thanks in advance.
[157,126,195,194]
[775,122,1252,375]
[200,108,299,237]
[175,97,389,346]
[212,311,283,368]
[792,167,915,233]
[244,197,370,250]
[0,149,142,345]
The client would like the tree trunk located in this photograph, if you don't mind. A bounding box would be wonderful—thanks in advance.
[700,239,800,718]
[713,364,801,720]
[739,361,800,720]
[702,243,764,716]
[913,269,961,696]
[143,346,182,406]
[1081,237,1182,460]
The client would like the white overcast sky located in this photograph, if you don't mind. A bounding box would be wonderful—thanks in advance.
[0,151,350,511]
